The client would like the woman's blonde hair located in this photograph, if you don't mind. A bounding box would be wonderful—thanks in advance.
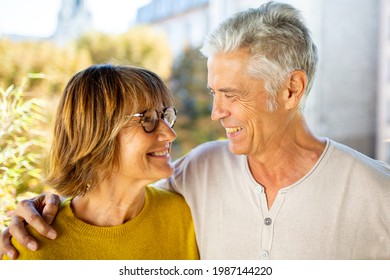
[46,64,173,196]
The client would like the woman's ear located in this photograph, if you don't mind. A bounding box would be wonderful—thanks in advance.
[283,70,307,110]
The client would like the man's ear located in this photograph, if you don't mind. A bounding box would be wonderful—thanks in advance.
[283,70,307,110]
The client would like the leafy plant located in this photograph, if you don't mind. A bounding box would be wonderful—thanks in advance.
[0,75,51,231]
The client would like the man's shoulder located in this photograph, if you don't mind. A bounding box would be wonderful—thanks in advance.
[329,139,390,180]
[192,139,229,150]
[172,139,242,172]
[165,140,244,193]
[186,139,233,160]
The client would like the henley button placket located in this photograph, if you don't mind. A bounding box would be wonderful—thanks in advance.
[259,189,289,260]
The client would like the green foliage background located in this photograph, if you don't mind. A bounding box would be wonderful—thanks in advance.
[0,77,52,229]
[0,26,224,231]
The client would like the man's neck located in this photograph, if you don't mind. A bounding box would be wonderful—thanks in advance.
[247,117,326,208]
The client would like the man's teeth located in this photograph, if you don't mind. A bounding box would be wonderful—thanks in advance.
[225,127,243,133]
[150,150,168,156]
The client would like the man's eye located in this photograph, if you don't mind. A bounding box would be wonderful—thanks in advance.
[209,90,215,96]
[224,93,236,99]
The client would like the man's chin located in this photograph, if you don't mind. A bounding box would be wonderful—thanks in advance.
[228,143,246,155]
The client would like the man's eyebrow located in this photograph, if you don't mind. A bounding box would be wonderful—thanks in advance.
[207,86,241,93]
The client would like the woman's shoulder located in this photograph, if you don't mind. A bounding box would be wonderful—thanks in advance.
[146,185,185,202]
[146,186,190,212]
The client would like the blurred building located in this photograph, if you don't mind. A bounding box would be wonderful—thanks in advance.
[51,0,93,45]
[136,0,261,56]
[136,0,389,162]
[2,0,92,45]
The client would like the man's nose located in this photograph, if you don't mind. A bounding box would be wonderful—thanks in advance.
[211,94,229,121]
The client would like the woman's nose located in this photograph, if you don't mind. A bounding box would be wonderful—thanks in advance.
[156,119,177,141]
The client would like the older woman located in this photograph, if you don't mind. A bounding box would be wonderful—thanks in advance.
[2,64,198,260]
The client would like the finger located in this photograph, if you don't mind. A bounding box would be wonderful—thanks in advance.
[40,193,61,225]
[1,228,18,260]
[14,199,57,241]
[8,215,40,252]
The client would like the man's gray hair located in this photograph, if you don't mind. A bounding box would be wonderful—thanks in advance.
[200,1,318,111]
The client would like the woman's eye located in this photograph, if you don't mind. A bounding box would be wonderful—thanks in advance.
[143,116,153,123]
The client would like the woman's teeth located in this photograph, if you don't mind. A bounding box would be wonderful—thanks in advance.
[150,150,168,156]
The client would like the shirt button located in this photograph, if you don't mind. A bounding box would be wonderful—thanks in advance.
[255,185,263,193]
[260,250,269,260]
[264,217,272,226]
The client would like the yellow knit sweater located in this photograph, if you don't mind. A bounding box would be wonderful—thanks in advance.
[5,186,199,260]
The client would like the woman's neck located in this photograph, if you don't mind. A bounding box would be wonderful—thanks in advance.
[71,178,147,226]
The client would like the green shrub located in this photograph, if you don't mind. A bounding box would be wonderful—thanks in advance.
[0,75,51,231]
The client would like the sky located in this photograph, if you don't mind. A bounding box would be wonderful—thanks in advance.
[0,0,151,37]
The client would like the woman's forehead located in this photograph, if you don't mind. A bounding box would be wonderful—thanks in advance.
[130,103,165,113]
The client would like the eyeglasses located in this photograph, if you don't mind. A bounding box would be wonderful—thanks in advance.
[126,106,177,133]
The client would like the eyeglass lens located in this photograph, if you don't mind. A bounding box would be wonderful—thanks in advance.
[142,107,176,132]
[163,107,176,128]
